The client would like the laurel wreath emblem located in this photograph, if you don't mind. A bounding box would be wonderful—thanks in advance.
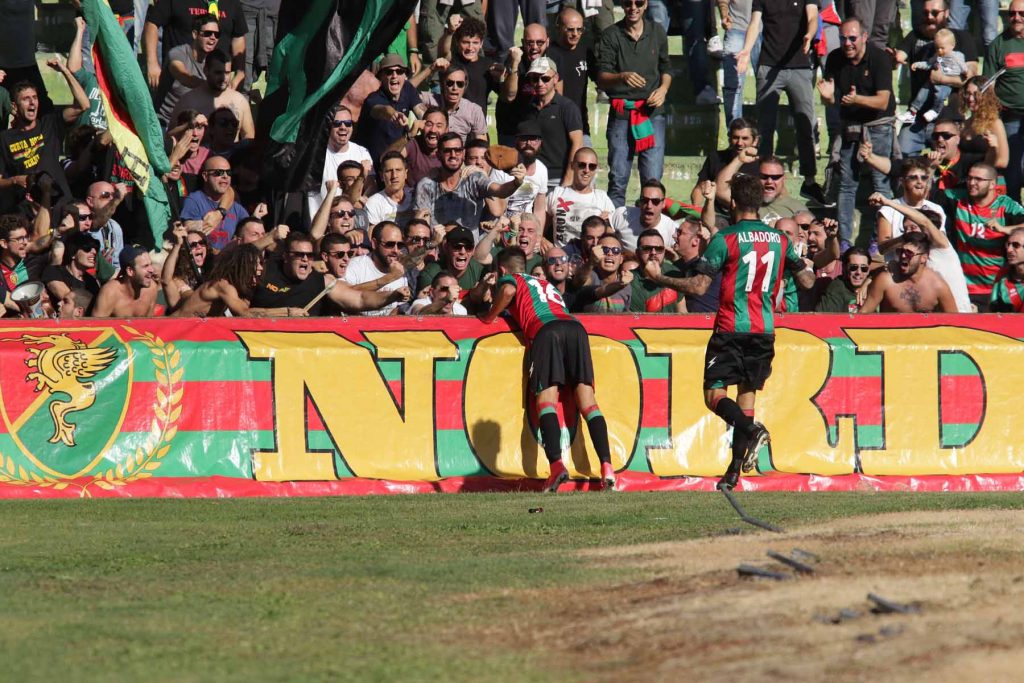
[0,327,183,497]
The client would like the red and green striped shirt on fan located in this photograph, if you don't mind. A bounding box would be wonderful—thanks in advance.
[698,220,805,335]
[497,273,576,342]
[989,274,1024,312]
[953,195,1024,296]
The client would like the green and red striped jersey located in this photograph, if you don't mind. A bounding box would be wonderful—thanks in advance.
[497,273,576,341]
[953,195,1024,295]
[989,274,1024,312]
[699,220,805,335]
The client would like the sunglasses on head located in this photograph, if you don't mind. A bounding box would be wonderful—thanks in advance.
[205,168,232,177]
[576,161,599,171]
[545,254,570,265]
[198,29,220,38]
[931,131,957,140]
[331,119,354,128]
[600,245,622,255]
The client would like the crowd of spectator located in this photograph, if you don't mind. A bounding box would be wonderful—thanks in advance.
[0,0,1022,320]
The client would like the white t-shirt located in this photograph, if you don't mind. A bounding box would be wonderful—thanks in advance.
[410,297,469,315]
[504,160,548,217]
[364,188,415,228]
[880,199,946,255]
[306,142,373,217]
[928,244,973,313]
[547,185,615,247]
[610,207,678,250]
[343,255,412,316]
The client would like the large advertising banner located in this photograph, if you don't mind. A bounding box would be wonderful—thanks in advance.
[0,315,1021,498]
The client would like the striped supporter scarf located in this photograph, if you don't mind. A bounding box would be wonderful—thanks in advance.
[610,98,655,153]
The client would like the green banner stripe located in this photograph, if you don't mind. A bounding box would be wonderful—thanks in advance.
[939,353,982,376]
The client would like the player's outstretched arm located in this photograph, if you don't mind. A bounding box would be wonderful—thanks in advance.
[647,268,713,297]
[479,283,515,323]
[794,266,816,290]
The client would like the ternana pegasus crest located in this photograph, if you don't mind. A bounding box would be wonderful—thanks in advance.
[11,334,117,447]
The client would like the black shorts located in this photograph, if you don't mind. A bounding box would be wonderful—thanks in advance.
[703,332,776,391]
[529,319,595,394]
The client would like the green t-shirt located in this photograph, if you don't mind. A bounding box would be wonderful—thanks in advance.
[74,68,107,130]
[417,258,485,293]
[629,262,683,313]
[815,277,858,313]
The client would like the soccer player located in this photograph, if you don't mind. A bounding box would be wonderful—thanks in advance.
[659,174,816,490]
[479,247,616,491]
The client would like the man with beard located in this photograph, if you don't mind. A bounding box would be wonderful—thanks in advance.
[949,162,1024,310]
[0,215,47,304]
[503,120,548,218]
[876,159,947,246]
[548,147,615,248]
[0,61,89,205]
[343,221,415,316]
[388,106,447,185]
[354,54,422,175]
[170,51,254,140]
[990,228,1024,312]
[859,231,958,312]
[92,246,159,317]
[716,149,808,222]
[610,179,678,249]
[893,0,978,156]
[419,225,487,299]
[414,132,527,231]
[42,232,100,311]
[420,66,487,142]
[85,180,126,274]
[307,105,373,218]
[630,229,686,313]
[815,247,872,312]
[541,246,574,309]
[180,156,249,251]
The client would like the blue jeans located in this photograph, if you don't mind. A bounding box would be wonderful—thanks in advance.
[722,29,761,124]
[948,0,1000,46]
[838,123,893,244]
[1003,115,1023,202]
[908,83,951,114]
[680,0,710,95]
[606,112,667,207]
[897,117,935,157]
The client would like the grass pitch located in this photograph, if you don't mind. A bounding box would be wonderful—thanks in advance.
[1,492,1021,681]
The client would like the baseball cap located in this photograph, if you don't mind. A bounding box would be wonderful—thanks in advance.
[445,225,475,247]
[515,120,542,138]
[377,53,408,74]
[527,57,557,76]
[118,245,147,269]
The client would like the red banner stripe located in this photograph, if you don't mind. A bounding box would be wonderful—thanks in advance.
[940,375,985,425]
[814,376,883,424]
[436,380,465,430]
[641,378,669,427]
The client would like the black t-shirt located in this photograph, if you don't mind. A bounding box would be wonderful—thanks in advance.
[147,0,247,63]
[898,27,977,102]
[509,94,583,180]
[546,43,592,135]
[697,148,760,184]
[41,264,101,309]
[0,113,72,204]
[0,0,36,69]
[824,44,896,123]
[752,0,818,69]
[251,256,328,314]
[110,0,135,13]
[494,62,528,138]
[353,82,421,174]
[453,54,503,112]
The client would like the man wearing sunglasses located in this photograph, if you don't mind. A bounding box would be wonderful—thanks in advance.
[595,0,672,207]
[180,156,249,251]
[42,231,100,313]
[159,14,222,125]
[546,9,592,145]
[419,66,488,142]
[413,132,526,231]
[892,0,978,156]
[815,246,873,312]
[169,50,254,141]
[496,23,549,145]
[990,227,1024,312]
[859,230,958,313]
[818,17,895,249]
[308,104,374,219]
[343,221,415,316]
[144,0,247,92]
[84,181,126,276]
[629,229,687,313]
[354,54,422,175]
[610,179,677,249]
[417,224,486,298]
[548,147,615,248]
[983,0,1024,201]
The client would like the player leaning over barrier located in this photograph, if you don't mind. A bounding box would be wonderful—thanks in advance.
[649,174,816,490]
[479,247,616,492]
